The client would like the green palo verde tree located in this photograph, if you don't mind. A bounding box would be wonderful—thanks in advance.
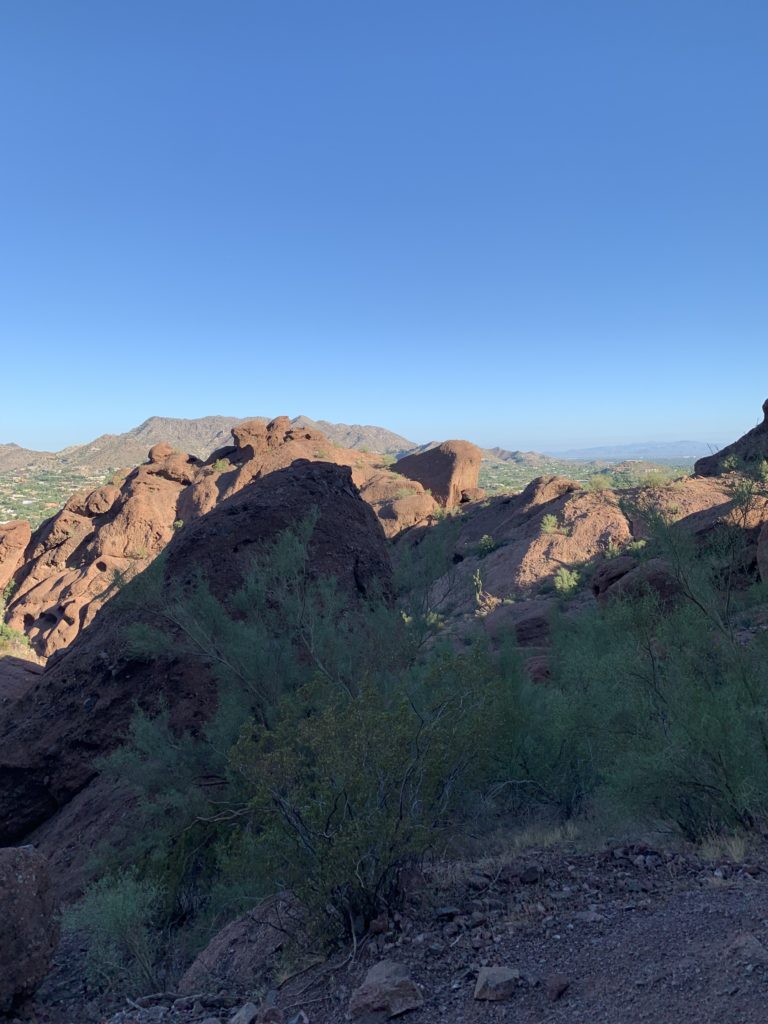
[547,468,768,839]
[73,508,545,989]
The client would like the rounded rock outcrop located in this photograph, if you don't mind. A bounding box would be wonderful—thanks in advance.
[393,440,482,508]
[148,441,175,462]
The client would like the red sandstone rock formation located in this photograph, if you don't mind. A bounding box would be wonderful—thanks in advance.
[0,460,393,844]
[4,445,200,656]
[1,419,442,657]
[393,440,482,508]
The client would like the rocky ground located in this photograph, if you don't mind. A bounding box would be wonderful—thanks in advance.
[19,837,768,1024]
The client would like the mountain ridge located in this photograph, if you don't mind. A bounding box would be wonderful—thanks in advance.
[1,415,418,475]
[550,440,715,461]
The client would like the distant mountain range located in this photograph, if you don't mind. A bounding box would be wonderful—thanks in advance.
[0,415,417,474]
[550,441,715,461]
[1,417,720,478]
[484,446,570,466]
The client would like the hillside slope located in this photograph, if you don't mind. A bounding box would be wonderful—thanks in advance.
[0,443,52,472]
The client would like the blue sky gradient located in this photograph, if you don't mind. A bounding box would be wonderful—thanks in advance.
[1,1,767,451]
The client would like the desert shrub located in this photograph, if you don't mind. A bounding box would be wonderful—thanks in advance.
[477,533,496,557]
[586,473,611,492]
[62,871,166,993]
[546,490,768,839]
[393,515,463,637]
[553,567,580,596]
[0,622,29,650]
[122,511,411,728]
[640,470,673,490]
[0,581,28,651]
[626,539,647,556]
[212,458,230,472]
[233,671,470,927]
[540,514,559,535]
[604,540,622,559]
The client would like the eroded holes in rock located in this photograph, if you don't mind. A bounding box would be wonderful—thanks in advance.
[41,612,58,626]
[96,561,107,572]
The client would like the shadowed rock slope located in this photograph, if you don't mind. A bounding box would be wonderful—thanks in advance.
[0,459,393,845]
[695,399,768,476]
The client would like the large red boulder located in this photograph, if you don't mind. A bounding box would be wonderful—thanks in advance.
[0,846,58,1012]
[393,440,482,508]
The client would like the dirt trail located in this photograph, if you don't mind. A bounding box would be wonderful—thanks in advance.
[27,841,768,1024]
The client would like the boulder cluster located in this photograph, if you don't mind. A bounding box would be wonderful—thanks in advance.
[0,418,483,658]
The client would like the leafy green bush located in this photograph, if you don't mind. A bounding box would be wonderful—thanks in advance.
[553,567,580,596]
[477,534,496,557]
[0,623,29,651]
[62,872,166,993]
[549,590,768,838]
[586,473,611,492]
[626,539,647,556]
[545,474,768,837]
[540,514,559,535]
[231,662,494,927]
[0,581,28,651]
[212,458,230,472]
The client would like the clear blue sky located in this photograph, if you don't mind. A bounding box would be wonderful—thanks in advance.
[1,1,767,451]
